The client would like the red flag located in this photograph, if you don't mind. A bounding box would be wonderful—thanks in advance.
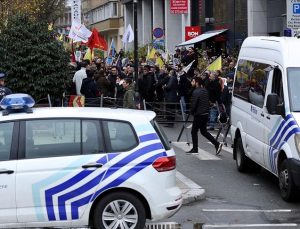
[87,28,108,51]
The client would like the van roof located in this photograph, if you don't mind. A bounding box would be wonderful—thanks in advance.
[240,36,300,67]
[0,107,156,122]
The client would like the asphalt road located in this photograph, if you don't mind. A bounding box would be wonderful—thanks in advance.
[159,123,300,229]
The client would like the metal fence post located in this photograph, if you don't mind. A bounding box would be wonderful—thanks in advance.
[47,94,52,107]
[100,94,103,107]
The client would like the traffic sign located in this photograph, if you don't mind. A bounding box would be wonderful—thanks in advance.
[153,28,164,39]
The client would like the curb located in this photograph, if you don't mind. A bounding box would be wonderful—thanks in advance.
[176,171,205,205]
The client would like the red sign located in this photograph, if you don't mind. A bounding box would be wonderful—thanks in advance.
[170,0,188,14]
[185,26,201,41]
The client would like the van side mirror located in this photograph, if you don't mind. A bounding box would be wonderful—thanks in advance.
[266,93,285,117]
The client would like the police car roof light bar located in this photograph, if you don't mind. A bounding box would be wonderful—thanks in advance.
[0,94,35,116]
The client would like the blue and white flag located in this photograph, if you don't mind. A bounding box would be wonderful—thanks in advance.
[106,39,116,65]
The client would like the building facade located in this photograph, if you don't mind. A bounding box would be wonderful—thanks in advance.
[122,0,288,54]
[83,0,124,52]
[123,0,191,53]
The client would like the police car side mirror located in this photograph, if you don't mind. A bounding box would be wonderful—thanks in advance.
[266,93,285,117]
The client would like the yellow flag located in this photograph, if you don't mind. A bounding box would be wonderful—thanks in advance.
[156,57,164,68]
[84,48,92,61]
[59,34,63,41]
[147,48,156,60]
[207,56,222,71]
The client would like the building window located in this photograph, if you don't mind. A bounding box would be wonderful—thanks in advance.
[91,2,119,23]
[113,2,118,17]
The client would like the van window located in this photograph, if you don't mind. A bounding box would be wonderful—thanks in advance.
[287,68,300,112]
[233,59,270,108]
[272,68,284,104]
[0,122,14,161]
[103,121,138,152]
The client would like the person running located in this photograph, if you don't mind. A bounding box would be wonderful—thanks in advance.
[186,77,223,155]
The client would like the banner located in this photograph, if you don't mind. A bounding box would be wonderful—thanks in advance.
[170,0,188,14]
[68,95,85,107]
[71,0,81,24]
[69,21,92,42]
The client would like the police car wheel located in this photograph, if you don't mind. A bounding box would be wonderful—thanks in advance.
[93,191,146,229]
[279,160,297,202]
[235,137,249,172]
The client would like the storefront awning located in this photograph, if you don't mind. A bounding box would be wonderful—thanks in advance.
[176,29,228,47]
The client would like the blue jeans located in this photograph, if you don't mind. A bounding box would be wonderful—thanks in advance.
[208,105,218,129]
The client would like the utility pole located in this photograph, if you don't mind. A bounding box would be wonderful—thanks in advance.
[133,0,138,90]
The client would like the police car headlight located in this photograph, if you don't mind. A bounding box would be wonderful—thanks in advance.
[294,134,300,156]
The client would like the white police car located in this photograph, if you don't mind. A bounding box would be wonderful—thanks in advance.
[0,94,182,228]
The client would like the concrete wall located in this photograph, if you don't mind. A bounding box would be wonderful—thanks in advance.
[152,0,164,32]
[165,0,183,52]
[248,0,267,36]
[142,0,152,44]
[267,0,286,35]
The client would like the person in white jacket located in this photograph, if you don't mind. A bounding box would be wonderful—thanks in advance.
[73,60,89,95]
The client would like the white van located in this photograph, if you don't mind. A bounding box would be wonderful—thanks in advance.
[231,36,300,201]
[0,94,182,228]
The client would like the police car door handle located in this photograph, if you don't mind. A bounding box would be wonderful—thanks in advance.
[0,169,14,174]
[260,113,264,117]
[82,163,103,169]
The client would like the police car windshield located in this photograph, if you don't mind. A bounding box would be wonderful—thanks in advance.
[151,120,171,150]
[287,68,300,112]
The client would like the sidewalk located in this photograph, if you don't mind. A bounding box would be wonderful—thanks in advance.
[176,171,205,205]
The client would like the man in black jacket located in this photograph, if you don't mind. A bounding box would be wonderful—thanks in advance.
[187,77,223,155]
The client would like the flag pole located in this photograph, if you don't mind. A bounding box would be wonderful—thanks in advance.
[133,0,139,90]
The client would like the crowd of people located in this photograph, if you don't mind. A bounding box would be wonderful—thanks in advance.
[71,47,236,128]
[0,46,237,156]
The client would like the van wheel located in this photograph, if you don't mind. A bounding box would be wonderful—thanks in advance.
[235,137,249,172]
[93,191,146,229]
[278,160,298,202]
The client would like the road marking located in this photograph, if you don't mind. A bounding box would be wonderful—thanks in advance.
[203,223,298,228]
[172,142,221,160]
[202,209,292,212]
